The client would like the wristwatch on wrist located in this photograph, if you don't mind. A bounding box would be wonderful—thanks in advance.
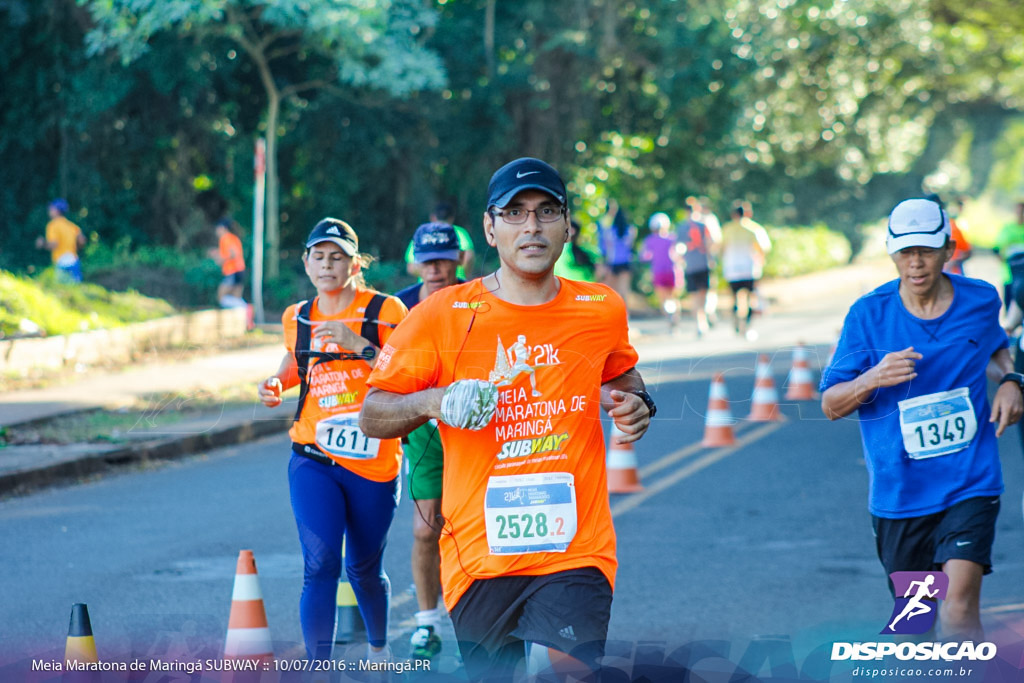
[998,372,1024,393]
[361,345,377,361]
[631,390,657,419]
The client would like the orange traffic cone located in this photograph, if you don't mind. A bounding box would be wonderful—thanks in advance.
[748,355,781,421]
[606,424,644,493]
[702,373,736,447]
[224,550,274,664]
[784,344,817,400]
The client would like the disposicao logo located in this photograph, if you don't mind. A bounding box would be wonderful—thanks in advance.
[830,571,997,663]
[882,571,947,635]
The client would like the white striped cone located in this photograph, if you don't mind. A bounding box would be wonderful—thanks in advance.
[748,354,781,421]
[784,345,817,400]
[224,550,274,663]
[606,424,644,493]
[702,373,736,447]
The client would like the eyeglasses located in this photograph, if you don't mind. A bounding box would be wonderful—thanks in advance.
[491,205,566,225]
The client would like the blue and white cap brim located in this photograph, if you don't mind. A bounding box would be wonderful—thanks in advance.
[414,248,460,263]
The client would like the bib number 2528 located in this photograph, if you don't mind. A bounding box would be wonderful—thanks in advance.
[484,473,577,555]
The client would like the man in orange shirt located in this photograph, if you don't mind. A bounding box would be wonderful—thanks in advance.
[210,218,246,307]
[362,158,655,681]
[36,198,85,283]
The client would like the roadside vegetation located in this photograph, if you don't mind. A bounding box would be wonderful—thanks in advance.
[0,269,175,339]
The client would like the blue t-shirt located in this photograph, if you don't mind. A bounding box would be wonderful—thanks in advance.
[819,275,1007,518]
[394,282,422,311]
[394,279,466,311]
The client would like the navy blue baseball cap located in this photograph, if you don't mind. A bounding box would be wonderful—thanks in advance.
[412,222,460,263]
[306,218,358,256]
[49,198,69,214]
[486,158,567,209]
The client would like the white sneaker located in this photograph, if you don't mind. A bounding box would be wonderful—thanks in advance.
[365,643,393,663]
[363,644,394,679]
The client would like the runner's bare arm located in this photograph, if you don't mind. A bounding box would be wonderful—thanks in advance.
[987,347,1023,437]
[601,368,651,444]
[257,352,299,407]
[821,347,922,420]
[360,386,446,439]
[985,346,1012,382]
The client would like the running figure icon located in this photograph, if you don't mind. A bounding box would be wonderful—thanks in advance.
[489,334,556,397]
[888,574,939,631]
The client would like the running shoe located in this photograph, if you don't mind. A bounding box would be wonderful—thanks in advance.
[410,625,442,660]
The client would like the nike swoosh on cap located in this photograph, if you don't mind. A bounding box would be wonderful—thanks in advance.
[516,170,540,178]
[955,540,972,546]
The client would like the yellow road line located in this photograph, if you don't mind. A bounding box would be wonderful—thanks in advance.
[643,368,753,387]
[611,421,786,518]
[981,602,1024,615]
[638,421,757,479]
[391,591,414,610]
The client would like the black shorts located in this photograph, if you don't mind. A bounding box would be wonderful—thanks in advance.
[872,495,1000,594]
[728,279,755,294]
[684,269,710,294]
[608,263,631,276]
[449,567,612,682]
[221,271,245,287]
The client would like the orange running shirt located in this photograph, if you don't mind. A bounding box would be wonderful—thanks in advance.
[950,219,971,261]
[45,216,82,263]
[284,289,407,482]
[368,278,639,609]
[219,232,246,276]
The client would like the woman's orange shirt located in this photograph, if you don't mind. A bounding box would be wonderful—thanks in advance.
[283,290,407,481]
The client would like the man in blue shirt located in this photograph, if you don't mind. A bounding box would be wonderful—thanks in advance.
[393,222,464,660]
[820,197,1023,641]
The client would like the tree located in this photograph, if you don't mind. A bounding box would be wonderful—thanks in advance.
[79,0,445,277]
[718,0,1024,246]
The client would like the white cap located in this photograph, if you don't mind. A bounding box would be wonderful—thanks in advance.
[886,198,951,254]
[648,212,671,231]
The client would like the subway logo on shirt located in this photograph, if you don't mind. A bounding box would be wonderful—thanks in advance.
[498,433,571,460]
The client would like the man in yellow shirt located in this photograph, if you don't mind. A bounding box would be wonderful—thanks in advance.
[36,199,85,283]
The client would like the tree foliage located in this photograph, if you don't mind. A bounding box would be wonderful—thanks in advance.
[2,0,1023,287]
[78,0,445,275]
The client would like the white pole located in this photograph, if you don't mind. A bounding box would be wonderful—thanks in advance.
[252,138,266,325]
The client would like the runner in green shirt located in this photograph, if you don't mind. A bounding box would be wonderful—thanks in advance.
[554,219,599,282]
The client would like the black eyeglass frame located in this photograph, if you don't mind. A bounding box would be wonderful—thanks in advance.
[488,205,568,225]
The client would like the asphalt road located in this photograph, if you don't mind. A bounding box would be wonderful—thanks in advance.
[2,350,1023,681]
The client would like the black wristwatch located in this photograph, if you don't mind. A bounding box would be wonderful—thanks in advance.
[631,390,657,419]
[361,345,377,361]
[998,372,1024,393]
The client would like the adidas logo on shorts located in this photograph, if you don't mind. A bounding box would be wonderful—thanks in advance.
[559,625,577,642]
